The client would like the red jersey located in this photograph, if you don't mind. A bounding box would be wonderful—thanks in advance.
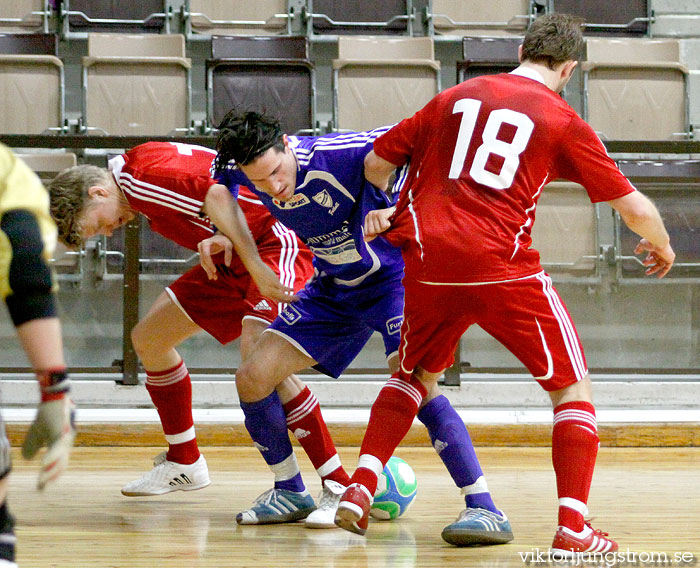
[109,141,279,260]
[374,68,636,284]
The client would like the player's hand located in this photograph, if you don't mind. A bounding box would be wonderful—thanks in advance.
[22,396,76,490]
[249,262,298,304]
[364,207,396,242]
[198,234,233,280]
[634,238,675,278]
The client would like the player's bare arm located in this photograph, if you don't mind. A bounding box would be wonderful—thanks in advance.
[364,206,396,242]
[607,191,675,278]
[364,150,400,191]
[202,184,296,301]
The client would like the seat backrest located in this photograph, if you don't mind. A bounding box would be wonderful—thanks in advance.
[552,0,649,36]
[309,0,410,35]
[334,37,439,131]
[187,0,289,36]
[530,182,598,275]
[87,32,185,57]
[337,35,433,60]
[208,36,313,134]
[83,33,190,136]
[0,33,62,134]
[430,0,530,36]
[15,152,77,182]
[583,38,687,140]
[0,0,49,34]
[63,0,167,34]
[15,152,79,271]
[211,35,308,60]
[586,37,680,63]
[0,32,56,55]
[458,36,521,82]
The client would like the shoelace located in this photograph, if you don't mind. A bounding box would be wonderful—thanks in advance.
[584,520,610,538]
[317,487,341,509]
[153,451,168,467]
[253,488,277,506]
[458,508,503,523]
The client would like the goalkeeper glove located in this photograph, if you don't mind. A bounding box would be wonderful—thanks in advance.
[21,369,76,490]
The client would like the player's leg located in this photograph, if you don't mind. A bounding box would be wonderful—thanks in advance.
[122,290,209,496]
[236,285,375,526]
[235,329,318,524]
[337,281,511,542]
[335,365,436,535]
[241,319,350,528]
[480,273,615,554]
[417,380,513,546]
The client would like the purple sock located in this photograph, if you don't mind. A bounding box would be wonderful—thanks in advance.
[417,395,498,513]
[240,392,306,493]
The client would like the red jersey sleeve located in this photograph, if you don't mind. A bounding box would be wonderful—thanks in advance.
[373,98,437,167]
[554,115,636,203]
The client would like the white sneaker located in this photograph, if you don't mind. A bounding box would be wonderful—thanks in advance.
[121,452,210,496]
[305,480,346,529]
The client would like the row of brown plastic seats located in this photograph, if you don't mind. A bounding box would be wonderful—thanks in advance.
[0,0,656,38]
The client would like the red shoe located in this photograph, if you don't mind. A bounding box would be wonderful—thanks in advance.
[551,521,618,556]
[334,483,372,536]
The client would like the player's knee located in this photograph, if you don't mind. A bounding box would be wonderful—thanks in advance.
[235,361,255,389]
[235,360,269,400]
[130,321,149,357]
[1,210,56,326]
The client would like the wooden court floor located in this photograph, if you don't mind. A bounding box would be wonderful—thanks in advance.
[7,446,700,567]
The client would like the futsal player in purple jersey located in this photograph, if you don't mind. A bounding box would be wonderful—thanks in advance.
[211,110,512,542]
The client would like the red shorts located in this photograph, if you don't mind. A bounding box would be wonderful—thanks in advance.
[166,243,314,345]
[400,272,588,391]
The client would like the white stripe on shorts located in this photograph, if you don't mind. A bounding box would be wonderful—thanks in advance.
[536,273,587,381]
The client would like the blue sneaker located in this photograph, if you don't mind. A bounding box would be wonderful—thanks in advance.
[237,488,316,525]
[441,508,514,546]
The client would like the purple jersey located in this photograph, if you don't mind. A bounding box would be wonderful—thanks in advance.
[216,127,406,288]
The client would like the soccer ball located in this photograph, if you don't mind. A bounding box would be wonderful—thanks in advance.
[370,456,417,520]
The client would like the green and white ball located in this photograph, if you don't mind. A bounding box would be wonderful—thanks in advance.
[370,456,418,520]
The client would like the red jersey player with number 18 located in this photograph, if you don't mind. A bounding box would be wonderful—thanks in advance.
[336,14,676,552]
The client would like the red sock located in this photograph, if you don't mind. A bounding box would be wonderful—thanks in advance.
[146,360,200,465]
[552,401,599,532]
[351,374,427,495]
[284,386,351,487]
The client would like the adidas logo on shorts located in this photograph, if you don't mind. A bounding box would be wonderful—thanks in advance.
[254,300,272,311]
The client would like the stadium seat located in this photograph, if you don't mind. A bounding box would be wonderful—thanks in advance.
[60,0,169,38]
[15,152,81,275]
[582,38,689,140]
[14,151,77,180]
[457,36,521,84]
[0,0,51,34]
[0,32,63,134]
[549,0,651,36]
[81,33,191,136]
[615,160,700,279]
[425,0,532,38]
[304,0,413,36]
[183,0,293,38]
[531,182,600,280]
[332,36,439,131]
[206,35,314,135]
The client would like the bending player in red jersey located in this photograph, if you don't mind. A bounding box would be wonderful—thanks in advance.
[336,14,676,553]
[47,142,350,502]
